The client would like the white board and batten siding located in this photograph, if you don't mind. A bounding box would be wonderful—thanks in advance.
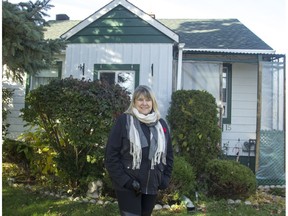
[2,77,27,140]
[222,63,258,156]
[64,43,174,118]
[182,61,258,157]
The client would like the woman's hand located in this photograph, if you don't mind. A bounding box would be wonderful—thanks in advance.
[124,179,141,196]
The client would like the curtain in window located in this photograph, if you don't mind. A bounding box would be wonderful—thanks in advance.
[182,62,221,103]
[261,61,284,130]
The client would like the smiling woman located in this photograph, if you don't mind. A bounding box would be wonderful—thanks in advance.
[105,85,174,216]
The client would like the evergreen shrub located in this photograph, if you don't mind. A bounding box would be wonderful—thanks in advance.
[205,159,257,199]
[20,77,130,191]
[159,156,196,204]
[167,90,221,177]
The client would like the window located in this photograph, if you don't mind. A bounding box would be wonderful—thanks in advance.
[222,63,232,124]
[29,61,62,90]
[94,64,140,95]
[98,70,135,94]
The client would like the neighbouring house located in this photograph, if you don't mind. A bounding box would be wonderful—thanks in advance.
[3,0,285,185]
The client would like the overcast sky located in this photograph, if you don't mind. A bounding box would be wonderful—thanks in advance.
[7,0,288,54]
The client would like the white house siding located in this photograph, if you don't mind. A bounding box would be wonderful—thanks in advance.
[2,77,27,140]
[64,43,174,118]
[222,63,258,156]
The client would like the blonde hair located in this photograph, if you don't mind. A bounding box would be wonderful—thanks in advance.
[125,85,161,119]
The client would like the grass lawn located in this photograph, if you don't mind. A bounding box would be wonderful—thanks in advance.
[2,182,285,216]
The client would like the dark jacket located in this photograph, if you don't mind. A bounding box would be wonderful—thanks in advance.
[105,113,174,195]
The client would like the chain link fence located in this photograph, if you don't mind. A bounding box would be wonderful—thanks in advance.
[256,130,285,185]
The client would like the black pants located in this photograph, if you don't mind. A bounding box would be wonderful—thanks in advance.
[115,190,157,216]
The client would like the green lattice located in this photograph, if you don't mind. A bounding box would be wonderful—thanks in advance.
[256,130,285,185]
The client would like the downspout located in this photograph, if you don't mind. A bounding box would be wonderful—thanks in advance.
[255,55,262,172]
[283,55,286,173]
[176,43,185,90]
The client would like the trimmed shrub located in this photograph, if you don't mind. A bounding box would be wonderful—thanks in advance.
[167,90,221,177]
[159,156,196,204]
[205,159,257,199]
[20,77,130,191]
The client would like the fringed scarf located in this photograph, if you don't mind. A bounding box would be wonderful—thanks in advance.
[127,108,167,169]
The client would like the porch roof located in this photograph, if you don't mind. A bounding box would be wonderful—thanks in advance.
[159,19,273,51]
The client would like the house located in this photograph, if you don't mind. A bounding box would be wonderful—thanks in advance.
[3,0,285,185]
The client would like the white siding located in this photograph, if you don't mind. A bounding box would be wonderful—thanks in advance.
[222,63,258,156]
[64,43,174,117]
[2,78,27,139]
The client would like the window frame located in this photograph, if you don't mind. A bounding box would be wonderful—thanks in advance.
[222,63,232,124]
[26,61,62,94]
[94,64,140,89]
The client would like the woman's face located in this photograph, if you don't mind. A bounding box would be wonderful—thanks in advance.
[135,94,153,115]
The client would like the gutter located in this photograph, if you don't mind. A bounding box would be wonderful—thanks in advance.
[183,48,276,55]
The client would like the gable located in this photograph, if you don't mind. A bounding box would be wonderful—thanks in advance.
[67,5,174,43]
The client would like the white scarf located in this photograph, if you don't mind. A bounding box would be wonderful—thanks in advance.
[128,108,166,169]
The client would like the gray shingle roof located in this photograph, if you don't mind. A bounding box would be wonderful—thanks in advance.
[44,18,273,50]
[44,20,81,40]
[159,19,273,50]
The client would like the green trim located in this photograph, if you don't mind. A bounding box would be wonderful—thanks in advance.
[223,63,232,124]
[225,155,255,173]
[94,64,140,88]
[25,75,31,96]
[68,6,174,44]
[56,61,62,79]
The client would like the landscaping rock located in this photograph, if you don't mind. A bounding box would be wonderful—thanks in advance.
[86,180,103,199]
[235,199,241,204]
[73,197,80,202]
[154,204,162,210]
[104,201,111,205]
[90,199,97,204]
[227,199,235,204]
[163,204,170,209]
[244,201,252,205]
[97,200,104,205]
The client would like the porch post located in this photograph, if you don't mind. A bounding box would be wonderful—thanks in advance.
[255,55,262,172]
[176,43,185,90]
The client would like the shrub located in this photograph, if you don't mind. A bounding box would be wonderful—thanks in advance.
[20,77,130,191]
[205,159,257,199]
[159,156,196,204]
[167,90,221,177]
[2,138,33,173]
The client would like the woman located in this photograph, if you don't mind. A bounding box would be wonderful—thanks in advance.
[105,85,174,216]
